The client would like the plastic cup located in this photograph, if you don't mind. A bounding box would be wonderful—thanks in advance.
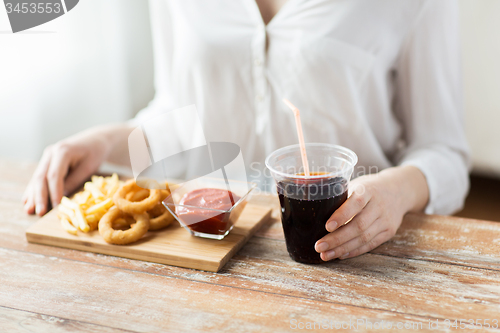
[265,143,358,264]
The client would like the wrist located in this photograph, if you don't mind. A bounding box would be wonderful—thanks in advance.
[379,165,429,214]
[93,123,134,166]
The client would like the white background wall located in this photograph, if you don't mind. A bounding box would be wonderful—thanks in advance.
[460,0,500,177]
[0,0,499,177]
[0,0,154,160]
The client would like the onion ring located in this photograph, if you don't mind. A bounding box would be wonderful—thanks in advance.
[99,207,150,245]
[113,179,161,214]
[147,203,175,231]
[159,189,170,201]
[125,191,135,201]
[112,216,135,230]
[132,189,150,201]
[125,189,150,202]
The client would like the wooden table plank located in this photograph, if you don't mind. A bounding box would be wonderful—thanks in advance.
[1,200,500,325]
[4,161,500,272]
[371,213,500,271]
[253,204,500,271]
[2,159,500,332]
[0,306,134,333]
[2,247,479,333]
[0,160,35,202]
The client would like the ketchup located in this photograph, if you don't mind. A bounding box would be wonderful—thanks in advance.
[176,188,241,235]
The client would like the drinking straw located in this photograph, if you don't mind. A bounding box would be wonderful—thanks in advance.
[283,98,310,177]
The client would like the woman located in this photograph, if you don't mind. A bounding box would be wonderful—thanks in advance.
[23,0,470,262]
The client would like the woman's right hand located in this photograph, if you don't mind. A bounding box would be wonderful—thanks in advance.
[23,128,112,216]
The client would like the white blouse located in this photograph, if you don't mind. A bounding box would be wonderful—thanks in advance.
[131,0,470,215]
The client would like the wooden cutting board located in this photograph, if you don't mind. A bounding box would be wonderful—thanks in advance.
[26,200,272,272]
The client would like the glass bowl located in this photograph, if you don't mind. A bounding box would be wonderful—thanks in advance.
[163,177,256,240]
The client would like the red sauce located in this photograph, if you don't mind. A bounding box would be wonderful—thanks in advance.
[176,188,241,235]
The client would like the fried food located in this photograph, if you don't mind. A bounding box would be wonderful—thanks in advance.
[147,203,175,230]
[112,217,134,230]
[58,173,121,234]
[125,189,150,202]
[59,216,78,235]
[99,207,150,245]
[58,175,175,245]
[113,179,161,215]
[120,185,174,230]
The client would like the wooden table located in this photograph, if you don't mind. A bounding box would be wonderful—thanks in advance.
[1,159,500,332]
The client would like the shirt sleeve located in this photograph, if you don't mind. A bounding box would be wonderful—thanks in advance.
[127,0,189,179]
[393,0,471,215]
[128,0,175,128]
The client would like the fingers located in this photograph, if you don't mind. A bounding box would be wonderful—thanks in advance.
[46,148,70,208]
[318,217,383,261]
[24,147,52,214]
[24,187,36,214]
[337,230,393,260]
[325,185,370,232]
[64,161,94,195]
[23,132,108,216]
[316,200,381,259]
[22,189,28,204]
[34,175,49,216]
[22,183,31,205]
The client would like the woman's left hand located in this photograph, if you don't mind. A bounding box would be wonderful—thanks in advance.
[314,165,429,261]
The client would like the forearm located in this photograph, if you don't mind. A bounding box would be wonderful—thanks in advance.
[84,123,135,166]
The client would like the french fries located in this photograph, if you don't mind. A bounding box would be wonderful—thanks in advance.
[60,216,78,235]
[58,173,121,235]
